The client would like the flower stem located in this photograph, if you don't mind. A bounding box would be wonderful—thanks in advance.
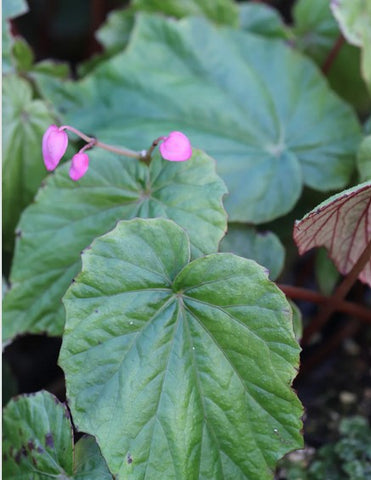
[60,125,143,159]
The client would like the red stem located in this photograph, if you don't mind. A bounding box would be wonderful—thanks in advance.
[300,239,371,345]
[279,285,371,325]
[322,34,345,75]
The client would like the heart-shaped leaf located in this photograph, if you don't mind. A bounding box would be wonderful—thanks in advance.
[2,74,55,251]
[34,14,361,223]
[2,390,112,479]
[3,149,227,343]
[219,224,285,280]
[59,217,303,480]
[294,181,371,287]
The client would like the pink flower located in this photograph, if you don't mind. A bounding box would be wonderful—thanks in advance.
[69,152,89,181]
[42,125,68,171]
[159,131,192,162]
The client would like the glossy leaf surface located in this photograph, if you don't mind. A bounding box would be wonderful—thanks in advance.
[3,150,227,342]
[35,14,361,223]
[3,391,111,479]
[294,181,371,287]
[60,218,302,480]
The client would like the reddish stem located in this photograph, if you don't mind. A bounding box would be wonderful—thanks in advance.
[322,34,345,75]
[279,285,371,325]
[301,239,371,345]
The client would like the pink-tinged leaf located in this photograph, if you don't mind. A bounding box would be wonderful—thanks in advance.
[294,182,371,287]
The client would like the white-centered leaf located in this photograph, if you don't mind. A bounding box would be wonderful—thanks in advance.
[34,14,361,223]
[60,217,303,480]
[294,181,371,287]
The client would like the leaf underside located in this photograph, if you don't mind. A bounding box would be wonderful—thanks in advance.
[294,181,371,286]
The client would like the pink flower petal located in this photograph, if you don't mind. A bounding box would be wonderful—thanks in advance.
[69,152,89,181]
[42,125,68,171]
[159,131,192,162]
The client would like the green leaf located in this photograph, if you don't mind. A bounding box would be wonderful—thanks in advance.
[239,2,288,38]
[315,247,340,296]
[219,223,285,280]
[3,149,227,343]
[288,300,303,342]
[35,14,361,223]
[2,0,29,74]
[3,0,28,19]
[132,0,239,26]
[331,0,371,94]
[3,391,112,479]
[2,74,55,251]
[292,0,371,113]
[11,37,34,72]
[59,217,303,480]
[357,135,371,181]
[294,181,371,287]
[90,0,238,75]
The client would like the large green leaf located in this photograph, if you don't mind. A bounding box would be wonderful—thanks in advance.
[292,0,371,113]
[219,223,285,280]
[35,14,361,223]
[3,149,227,343]
[2,74,55,251]
[59,217,303,480]
[3,391,112,479]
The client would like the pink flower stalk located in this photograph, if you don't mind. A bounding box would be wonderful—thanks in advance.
[42,125,68,171]
[159,131,192,162]
[69,152,90,181]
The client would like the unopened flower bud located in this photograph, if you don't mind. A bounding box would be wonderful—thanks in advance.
[42,125,68,171]
[159,131,192,162]
[69,152,89,181]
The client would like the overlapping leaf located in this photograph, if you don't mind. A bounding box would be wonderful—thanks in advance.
[2,75,55,251]
[294,181,371,287]
[239,2,287,38]
[34,14,361,223]
[3,149,227,343]
[220,224,285,280]
[292,0,370,113]
[3,391,111,479]
[60,218,302,480]
[331,0,371,93]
